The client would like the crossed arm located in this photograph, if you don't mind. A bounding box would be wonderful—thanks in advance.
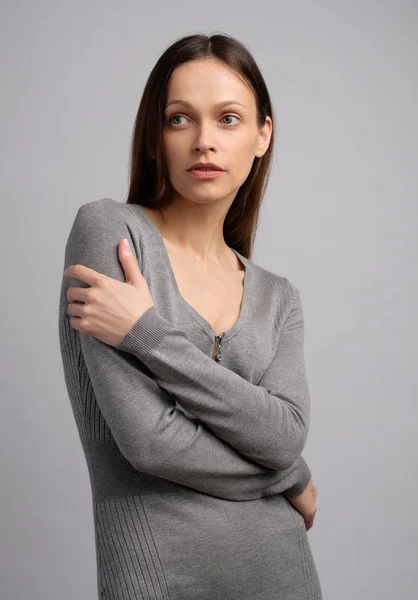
[61,200,312,500]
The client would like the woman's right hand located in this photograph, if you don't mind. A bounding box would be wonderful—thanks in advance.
[287,477,318,531]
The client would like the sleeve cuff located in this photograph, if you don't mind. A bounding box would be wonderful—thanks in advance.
[116,305,176,360]
[283,468,311,498]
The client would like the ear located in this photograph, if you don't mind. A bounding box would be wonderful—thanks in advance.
[255,116,273,158]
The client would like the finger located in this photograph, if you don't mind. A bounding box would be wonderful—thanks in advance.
[64,264,104,286]
[66,300,86,319]
[67,312,81,330]
[118,238,143,285]
[66,286,89,303]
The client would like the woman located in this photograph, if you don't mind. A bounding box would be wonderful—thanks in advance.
[59,33,323,600]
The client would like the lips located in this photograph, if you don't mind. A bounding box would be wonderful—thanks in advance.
[188,162,225,171]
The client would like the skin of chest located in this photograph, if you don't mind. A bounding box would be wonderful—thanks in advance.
[163,241,246,336]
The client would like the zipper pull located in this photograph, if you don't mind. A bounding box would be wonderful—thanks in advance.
[212,332,225,362]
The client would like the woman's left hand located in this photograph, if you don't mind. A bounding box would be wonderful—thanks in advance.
[64,238,155,348]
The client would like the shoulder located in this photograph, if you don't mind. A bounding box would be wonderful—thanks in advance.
[74,197,131,223]
[246,259,303,332]
[67,198,127,251]
[249,258,300,303]
[64,198,141,281]
[69,198,145,244]
[73,198,149,238]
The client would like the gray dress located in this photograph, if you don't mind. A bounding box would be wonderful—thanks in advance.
[58,198,323,599]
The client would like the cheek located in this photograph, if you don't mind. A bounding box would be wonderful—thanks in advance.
[230,149,256,180]
[162,134,179,168]
[229,133,258,164]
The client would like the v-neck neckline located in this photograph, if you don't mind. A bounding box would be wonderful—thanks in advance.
[136,204,252,343]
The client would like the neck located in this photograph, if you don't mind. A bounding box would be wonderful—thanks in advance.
[144,198,236,267]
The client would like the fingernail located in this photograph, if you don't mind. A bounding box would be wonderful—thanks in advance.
[123,238,130,252]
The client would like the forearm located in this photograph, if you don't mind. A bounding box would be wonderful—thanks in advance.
[117,299,310,471]
[75,325,311,501]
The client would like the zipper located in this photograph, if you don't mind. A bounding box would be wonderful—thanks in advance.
[212,332,225,362]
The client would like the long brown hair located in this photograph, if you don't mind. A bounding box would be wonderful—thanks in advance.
[126,32,275,259]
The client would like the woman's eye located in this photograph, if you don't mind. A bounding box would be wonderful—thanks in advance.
[221,114,240,125]
[168,115,188,126]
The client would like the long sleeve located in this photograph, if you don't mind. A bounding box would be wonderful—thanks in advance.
[77,325,311,500]
[118,290,310,472]
[61,201,311,500]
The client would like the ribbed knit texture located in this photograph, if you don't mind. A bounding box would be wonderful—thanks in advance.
[58,198,322,599]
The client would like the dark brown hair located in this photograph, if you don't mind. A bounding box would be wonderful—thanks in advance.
[126,32,275,259]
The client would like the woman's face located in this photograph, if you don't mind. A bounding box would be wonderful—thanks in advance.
[162,58,272,208]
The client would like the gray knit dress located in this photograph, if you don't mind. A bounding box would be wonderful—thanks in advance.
[58,198,323,599]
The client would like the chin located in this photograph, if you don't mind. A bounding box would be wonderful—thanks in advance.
[173,185,230,205]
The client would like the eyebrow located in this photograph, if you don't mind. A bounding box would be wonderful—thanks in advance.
[165,99,247,110]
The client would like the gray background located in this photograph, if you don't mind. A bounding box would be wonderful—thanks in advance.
[1,1,417,598]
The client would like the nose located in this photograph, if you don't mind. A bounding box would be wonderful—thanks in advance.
[193,120,217,152]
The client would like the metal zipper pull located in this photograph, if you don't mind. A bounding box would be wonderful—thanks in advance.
[212,332,225,362]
